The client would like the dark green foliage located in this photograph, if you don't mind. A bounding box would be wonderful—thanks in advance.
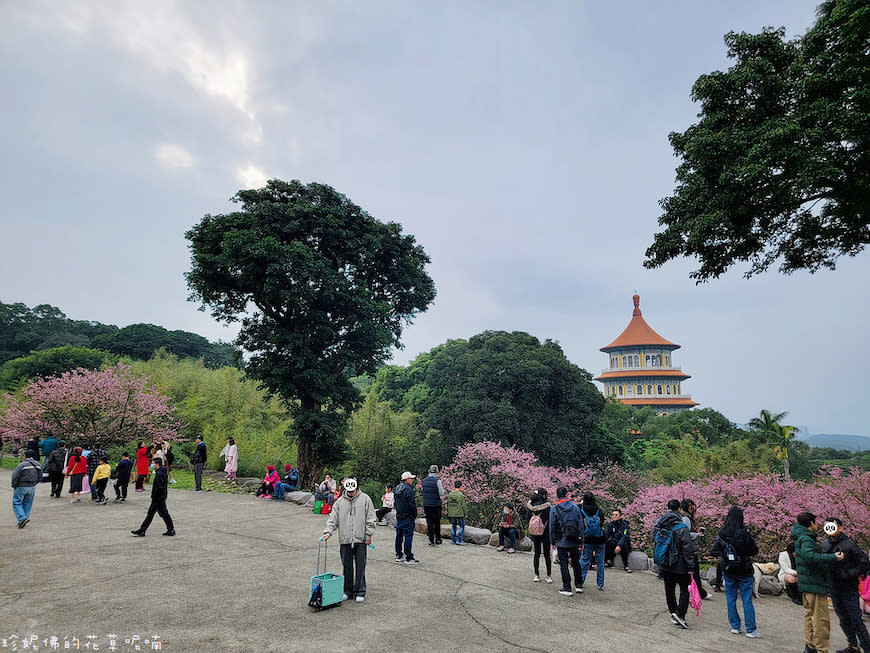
[0,301,117,364]
[645,0,870,280]
[185,180,436,486]
[0,346,116,390]
[372,330,614,467]
[91,324,240,368]
[0,301,239,369]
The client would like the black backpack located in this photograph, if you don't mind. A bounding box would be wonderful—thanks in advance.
[717,535,742,573]
[559,505,581,539]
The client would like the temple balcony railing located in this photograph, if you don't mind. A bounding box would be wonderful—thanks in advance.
[599,366,684,375]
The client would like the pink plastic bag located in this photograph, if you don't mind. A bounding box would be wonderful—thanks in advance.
[81,475,90,494]
[688,576,703,621]
[859,575,870,602]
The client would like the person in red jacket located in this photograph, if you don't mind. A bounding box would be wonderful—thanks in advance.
[135,442,150,492]
[65,447,87,503]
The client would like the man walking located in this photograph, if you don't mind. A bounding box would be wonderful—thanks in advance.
[653,498,697,629]
[394,471,419,565]
[792,511,843,653]
[321,476,376,603]
[550,486,583,596]
[11,453,41,528]
[421,464,445,546]
[131,457,175,537]
[191,435,207,492]
[819,517,869,653]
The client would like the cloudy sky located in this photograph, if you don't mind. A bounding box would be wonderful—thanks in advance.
[1,1,866,436]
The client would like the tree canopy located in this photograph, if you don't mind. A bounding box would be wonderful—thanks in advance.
[645,0,870,281]
[185,179,436,485]
[92,323,239,368]
[0,346,115,390]
[372,330,614,467]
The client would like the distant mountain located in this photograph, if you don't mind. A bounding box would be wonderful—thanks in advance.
[798,433,870,452]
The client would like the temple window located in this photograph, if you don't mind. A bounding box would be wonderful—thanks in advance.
[645,355,650,366]
[634,355,639,366]
[618,386,623,396]
[666,385,671,395]
[647,384,653,394]
[637,385,643,395]
[657,384,663,394]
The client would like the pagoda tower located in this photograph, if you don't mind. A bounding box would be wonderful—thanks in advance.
[594,294,698,413]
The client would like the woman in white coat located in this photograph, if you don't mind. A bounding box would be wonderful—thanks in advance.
[220,437,238,480]
[777,541,801,605]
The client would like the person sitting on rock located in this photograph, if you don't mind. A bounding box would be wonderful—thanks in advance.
[777,541,802,605]
[257,465,280,498]
[376,484,394,525]
[496,502,523,553]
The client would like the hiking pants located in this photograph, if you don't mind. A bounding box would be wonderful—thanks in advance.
[802,591,831,653]
[662,570,690,619]
[831,589,870,651]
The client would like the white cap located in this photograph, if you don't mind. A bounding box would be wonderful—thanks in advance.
[401,471,416,481]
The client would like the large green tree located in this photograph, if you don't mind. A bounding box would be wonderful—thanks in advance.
[185,180,435,486]
[373,331,613,467]
[645,0,869,281]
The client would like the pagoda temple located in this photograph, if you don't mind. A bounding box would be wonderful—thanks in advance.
[594,294,698,413]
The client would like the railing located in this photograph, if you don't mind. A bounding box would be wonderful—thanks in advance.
[599,366,684,375]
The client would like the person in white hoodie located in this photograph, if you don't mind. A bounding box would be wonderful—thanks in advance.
[322,476,376,603]
[777,541,802,605]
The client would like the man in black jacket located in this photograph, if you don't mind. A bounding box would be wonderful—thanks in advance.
[11,454,41,528]
[604,508,632,572]
[131,458,174,537]
[191,436,207,492]
[653,499,697,629]
[393,472,419,565]
[820,517,870,653]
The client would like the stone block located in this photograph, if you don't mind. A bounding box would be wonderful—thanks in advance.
[758,575,782,596]
[286,491,313,505]
[627,551,650,571]
[462,526,492,545]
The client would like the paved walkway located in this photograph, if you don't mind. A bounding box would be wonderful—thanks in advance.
[0,468,852,652]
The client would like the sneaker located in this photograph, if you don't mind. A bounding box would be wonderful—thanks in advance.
[170,479,177,484]
[597,586,604,591]
[162,529,175,536]
[342,594,349,601]
[428,542,435,546]
[507,548,515,554]
[404,558,420,566]
[112,498,120,503]
[575,586,584,594]
[730,628,742,634]
[745,630,761,639]
[131,530,145,537]
[193,489,202,493]
[624,566,632,573]
[545,577,553,584]
[558,589,573,596]
[435,540,442,545]
[17,518,29,529]
[395,555,404,563]
[377,521,387,526]
[455,542,465,546]
[533,575,540,583]
[119,498,125,503]
[496,546,505,552]
[355,596,365,603]
[671,615,678,625]
[703,593,713,601]
[672,613,688,629]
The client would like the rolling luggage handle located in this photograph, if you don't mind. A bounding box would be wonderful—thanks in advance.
[316,536,329,575]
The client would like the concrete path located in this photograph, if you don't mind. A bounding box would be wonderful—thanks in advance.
[0,468,851,652]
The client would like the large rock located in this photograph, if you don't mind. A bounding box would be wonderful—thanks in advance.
[241,478,260,489]
[381,510,397,528]
[414,518,428,534]
[286,491,313,505]
[461,526,492,546]
[627,551,650,571]
[758,575,782,596]
[304,495,316,508]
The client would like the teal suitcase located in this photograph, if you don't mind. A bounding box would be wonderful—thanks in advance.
[308,539,344,610]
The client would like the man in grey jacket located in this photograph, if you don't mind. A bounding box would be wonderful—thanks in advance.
[322,476,376,603]
[11,454,42,528]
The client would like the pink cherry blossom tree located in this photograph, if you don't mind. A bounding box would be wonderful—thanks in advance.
[0,364,182,449]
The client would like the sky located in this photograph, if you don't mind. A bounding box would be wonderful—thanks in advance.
[1,1,867,437]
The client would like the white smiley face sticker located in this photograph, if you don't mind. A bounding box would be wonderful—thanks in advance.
[823,521,838,535]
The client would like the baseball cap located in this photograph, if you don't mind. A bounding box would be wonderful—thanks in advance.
[401,471,416,481]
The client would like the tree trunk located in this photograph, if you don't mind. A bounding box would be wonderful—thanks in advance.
[296,394,325,490]
[783,455,791,481]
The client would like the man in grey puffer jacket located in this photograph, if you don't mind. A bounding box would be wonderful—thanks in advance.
[322,476,376,603]
[11,454,42,529]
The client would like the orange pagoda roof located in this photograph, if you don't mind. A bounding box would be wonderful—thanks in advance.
[618,397,699,407]
[594,369,690,382]
[600,294,679,352]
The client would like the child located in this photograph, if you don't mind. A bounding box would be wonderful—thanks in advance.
[113,452,134,503]
[91,456,112,505]
[447,480,468,545]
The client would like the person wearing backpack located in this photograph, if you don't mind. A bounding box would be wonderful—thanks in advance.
[550,486,583,597]
[819,516,870,653]
[681,499,711,601]
[579,492,607,591]
[652,498,697,629]
[527,488,552,583]
[710,505,761,638]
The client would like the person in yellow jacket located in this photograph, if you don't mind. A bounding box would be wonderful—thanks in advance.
[91,457,112,505]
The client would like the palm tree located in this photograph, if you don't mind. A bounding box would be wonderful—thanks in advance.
[749,409,799,480]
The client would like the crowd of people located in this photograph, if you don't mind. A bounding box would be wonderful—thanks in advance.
[10,438,870,651]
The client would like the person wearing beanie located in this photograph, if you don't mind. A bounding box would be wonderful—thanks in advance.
[273,464,299,500]
[257,465,280,498]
